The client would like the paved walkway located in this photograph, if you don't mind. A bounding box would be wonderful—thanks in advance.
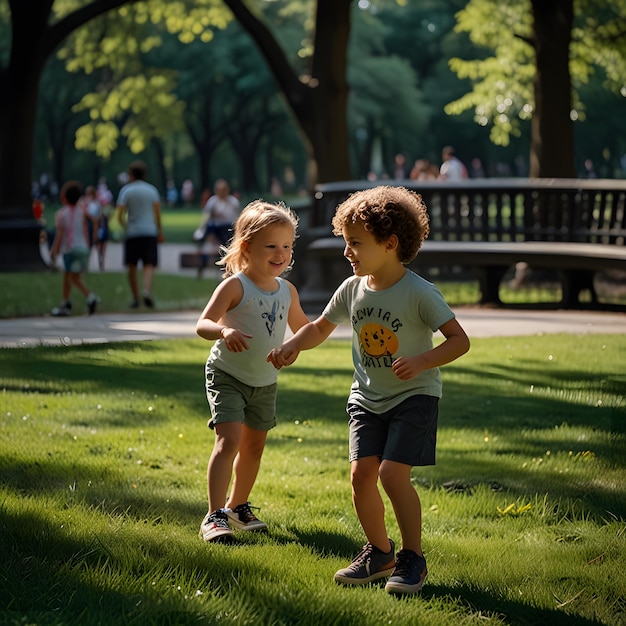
[2,242,624,348]
[1,306,624,349]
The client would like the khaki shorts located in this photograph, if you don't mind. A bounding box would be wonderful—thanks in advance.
[205,366,277,431]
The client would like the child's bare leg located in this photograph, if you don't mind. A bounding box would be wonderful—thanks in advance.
[207,422,241,512]
[351,456,392,552]
[62,273,71,301]
[227,424,267,508]
[142,264,155,295]
[127,264,140,301]
[70,272,90,298]
[380,460,423,555]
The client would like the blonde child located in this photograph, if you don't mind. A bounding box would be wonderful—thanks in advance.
[269,186,470,594]
[196,200,309,542]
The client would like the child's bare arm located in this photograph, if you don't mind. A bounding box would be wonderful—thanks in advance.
[391,318,470,381]
[50,219,64,260]
[267,315,337,368]
[196,277,251,352]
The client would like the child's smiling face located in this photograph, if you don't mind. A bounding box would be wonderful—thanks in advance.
[341,220,395,277]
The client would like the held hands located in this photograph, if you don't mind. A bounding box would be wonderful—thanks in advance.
[267,344,300,370]
[220,327,252,352]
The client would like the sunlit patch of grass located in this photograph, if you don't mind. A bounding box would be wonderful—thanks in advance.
[1,334,625,625]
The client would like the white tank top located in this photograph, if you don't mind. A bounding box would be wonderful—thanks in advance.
[207,273,292,387]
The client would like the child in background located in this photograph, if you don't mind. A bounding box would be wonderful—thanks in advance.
[269,186,470,594]
[50,180,100,316]
[85,184,110,271]
[85,184,100,251]
[196,200,309,542]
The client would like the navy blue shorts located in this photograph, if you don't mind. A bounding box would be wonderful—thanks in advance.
[347,395,438,466]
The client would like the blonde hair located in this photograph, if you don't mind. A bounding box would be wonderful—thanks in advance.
[331,185,430,264]
[218,200,299,278]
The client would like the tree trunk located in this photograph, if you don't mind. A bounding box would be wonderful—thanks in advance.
[0,2,52,269]
[152,138,168,194]
[0,0,142,271]
[307,0,352,186]
[223,0,353,190]
[529,0,576,178]
[47,116,70,191]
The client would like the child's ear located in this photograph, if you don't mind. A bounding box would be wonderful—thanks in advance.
[386,234,399,251]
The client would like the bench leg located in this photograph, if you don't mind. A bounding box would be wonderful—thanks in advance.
[474,266,508,306]
[560,270,597,308]
[197,253,212,279]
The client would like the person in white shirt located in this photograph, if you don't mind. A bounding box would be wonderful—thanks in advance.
[197,179,241,248]
[439,146,468,181]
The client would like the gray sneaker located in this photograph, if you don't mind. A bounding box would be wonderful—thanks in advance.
[226,502,267,531]
[334,539,395,585]
[385,549,428,595]
[199,510,233,543]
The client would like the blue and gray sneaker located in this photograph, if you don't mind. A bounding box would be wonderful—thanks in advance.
[334,539,395,585]
[385,549,427,595]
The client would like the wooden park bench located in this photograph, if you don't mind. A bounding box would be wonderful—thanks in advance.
[179,240,221,278]
[292,178,626,310]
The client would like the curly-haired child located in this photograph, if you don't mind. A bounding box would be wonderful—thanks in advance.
[269,185,470,594]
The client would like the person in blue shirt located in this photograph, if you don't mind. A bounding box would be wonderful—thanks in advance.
[116,160,164,308]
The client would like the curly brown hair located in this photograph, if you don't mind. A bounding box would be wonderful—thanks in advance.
[331,186,430,264]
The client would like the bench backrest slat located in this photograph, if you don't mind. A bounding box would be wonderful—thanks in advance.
[312,179,626,246]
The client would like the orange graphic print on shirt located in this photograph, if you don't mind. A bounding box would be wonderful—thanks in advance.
[359,323,399,357]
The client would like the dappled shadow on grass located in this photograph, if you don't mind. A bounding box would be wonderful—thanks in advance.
[422,583,604,626]
[448,358,623,399]
[0,457,204,527]
[2,502,369,625]
[0,506,221,622]
[234,523,359,561]
[440,378,622,431]
[67,407,172,428]
[2,337,623,623]
[1,501,609,626]
[0,339,205,389]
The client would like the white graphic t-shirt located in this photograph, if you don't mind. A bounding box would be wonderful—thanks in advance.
[323,270,455,413]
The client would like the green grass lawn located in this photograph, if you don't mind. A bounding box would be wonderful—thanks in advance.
[1,334,624,625]
[0,270,597,320]
[0,272,220,318]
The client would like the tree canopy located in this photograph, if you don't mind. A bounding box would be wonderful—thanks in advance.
[445,0,626,176]
[1,0,625,274]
